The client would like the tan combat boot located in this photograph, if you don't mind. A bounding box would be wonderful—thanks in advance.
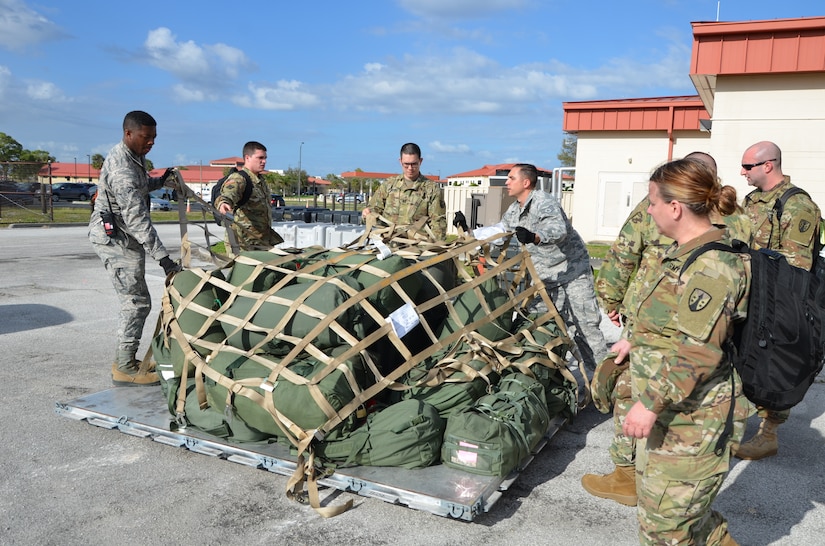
[112,350,160,387]
[734,418,780,460]
[581,465,637,506]
[719,531,739,546]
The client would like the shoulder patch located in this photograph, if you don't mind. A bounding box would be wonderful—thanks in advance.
[678,271,728,341]
[788,210,817,246]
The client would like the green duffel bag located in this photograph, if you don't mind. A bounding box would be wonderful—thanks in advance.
[175,378,271,443]
[441,374,550,477]
[315,399,444,469]
[169,268,229,356]
[227,250,299,292]
[205,347,371,440]
[401,356,498,419]
[219,276,368,354]
[437,277,512,342]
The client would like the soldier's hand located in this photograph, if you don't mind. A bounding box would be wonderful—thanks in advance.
[515,226,536,244]
[159,256,182,276]
[162,167,176,186]
[453,211,469,231]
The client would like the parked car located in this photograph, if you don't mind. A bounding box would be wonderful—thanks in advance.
[0,180,35,204]
[270,193,285,207]
[47,182,97,202]
[336,193,363,204]
[150,197,171,211]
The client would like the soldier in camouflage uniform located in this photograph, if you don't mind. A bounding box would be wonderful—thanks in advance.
[735,141,821,461]
[585,152,751,507]
[616,159,748,545]
[89,111,181,386]
[215,141,283,252]
[362,142,447,240]
[500,163,607,373]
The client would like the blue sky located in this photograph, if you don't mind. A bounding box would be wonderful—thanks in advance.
[0,0,821,178]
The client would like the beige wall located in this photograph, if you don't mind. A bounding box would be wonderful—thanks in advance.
[571,131,711,242]
[708,73,825,209]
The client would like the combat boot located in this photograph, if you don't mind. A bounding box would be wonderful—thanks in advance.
[112,350,160,387]
[581,465,637,506]
[734,418,780,460]
[719,531,739,546]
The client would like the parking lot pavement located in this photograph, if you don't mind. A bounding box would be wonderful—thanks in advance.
[1,225,824,545]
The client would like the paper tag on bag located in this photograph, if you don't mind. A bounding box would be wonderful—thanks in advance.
[386,303,419,338]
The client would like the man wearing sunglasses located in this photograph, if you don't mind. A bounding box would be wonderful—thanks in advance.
[737,140,821,461]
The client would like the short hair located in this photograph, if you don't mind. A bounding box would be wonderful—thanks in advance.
[123,111,156,131]
[243,141,266,157]
[684,151,718,177]
[513,163,538,187]
[650,158,738,217]
[399,142,421,158]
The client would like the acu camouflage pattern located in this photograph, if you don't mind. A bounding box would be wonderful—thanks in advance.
[743,179,821,270]
[214,168,283,251]
[501,189,590,288]
[367,174,447,240]
[88,140,169,357]
[630,227,750,545]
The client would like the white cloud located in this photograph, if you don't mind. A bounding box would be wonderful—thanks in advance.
[142,27,254,86]
[0,0,68,50]
[430,141,471,154]
[233,81,320,111]
[25,80,68,102]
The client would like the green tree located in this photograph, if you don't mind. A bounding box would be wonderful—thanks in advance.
[557,135,577,167]
[91,153,105,169]
[0,133,54,181]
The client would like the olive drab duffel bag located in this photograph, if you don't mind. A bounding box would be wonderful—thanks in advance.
[441,372,551,477]
[314,399,445,469]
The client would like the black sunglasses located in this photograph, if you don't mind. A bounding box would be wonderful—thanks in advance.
[741,159,776,171]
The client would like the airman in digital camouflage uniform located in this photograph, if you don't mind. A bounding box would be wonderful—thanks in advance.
[617,159,748,546]
[501,163,607,374]
[735,141,821,461]
[215,141,283,252]
[362,142,447,240]
[89,110,180,386]
[585,152,751,507]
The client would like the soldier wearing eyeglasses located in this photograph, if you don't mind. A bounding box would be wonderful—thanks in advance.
[737,140,822,461]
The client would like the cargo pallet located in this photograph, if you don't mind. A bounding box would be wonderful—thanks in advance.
[55,387,566,521]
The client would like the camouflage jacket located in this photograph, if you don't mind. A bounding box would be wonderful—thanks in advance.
[88,141,168,261]
[368,174,447,240]
[743,179,820,269]
[598,196,752,330]
[214,168,282,250]
[630,228,750,415]
[500,189,590,288]
[596,197,673,318]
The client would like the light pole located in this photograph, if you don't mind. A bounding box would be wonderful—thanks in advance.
[87,154,91,182]
[73,157,77,181]
[297,141,304,197]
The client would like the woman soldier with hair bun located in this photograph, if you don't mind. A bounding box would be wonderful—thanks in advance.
[613,158,749,546]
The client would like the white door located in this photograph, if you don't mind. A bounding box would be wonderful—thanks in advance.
[596,172,650,239]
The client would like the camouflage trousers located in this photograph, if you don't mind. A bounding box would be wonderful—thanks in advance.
[635,396,747,545]
[91,236,151,359]
[533,270,608,372]
[609,368,636,466]
[755,406,790,424]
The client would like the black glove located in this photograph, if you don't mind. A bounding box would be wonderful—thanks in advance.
[159,256,182,276]
[161,167,176,185]
[515,226,536,245]
[452,211,469,231]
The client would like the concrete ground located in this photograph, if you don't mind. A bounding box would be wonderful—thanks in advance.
[1,224,824,545]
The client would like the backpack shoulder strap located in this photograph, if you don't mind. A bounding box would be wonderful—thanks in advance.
[680,240,744,277]
[234,169,255,208]
[773,186,810,219]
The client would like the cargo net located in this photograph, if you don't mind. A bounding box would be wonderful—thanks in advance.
[151,223,581,514]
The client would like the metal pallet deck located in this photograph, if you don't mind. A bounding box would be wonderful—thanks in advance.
[55,387,566,521]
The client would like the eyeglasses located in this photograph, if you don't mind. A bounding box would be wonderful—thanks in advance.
[741,159,776,171]
[402,162,420,168]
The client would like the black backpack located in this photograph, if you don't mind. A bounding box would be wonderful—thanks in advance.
[682,239,825,412]
[211,168,253,224]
